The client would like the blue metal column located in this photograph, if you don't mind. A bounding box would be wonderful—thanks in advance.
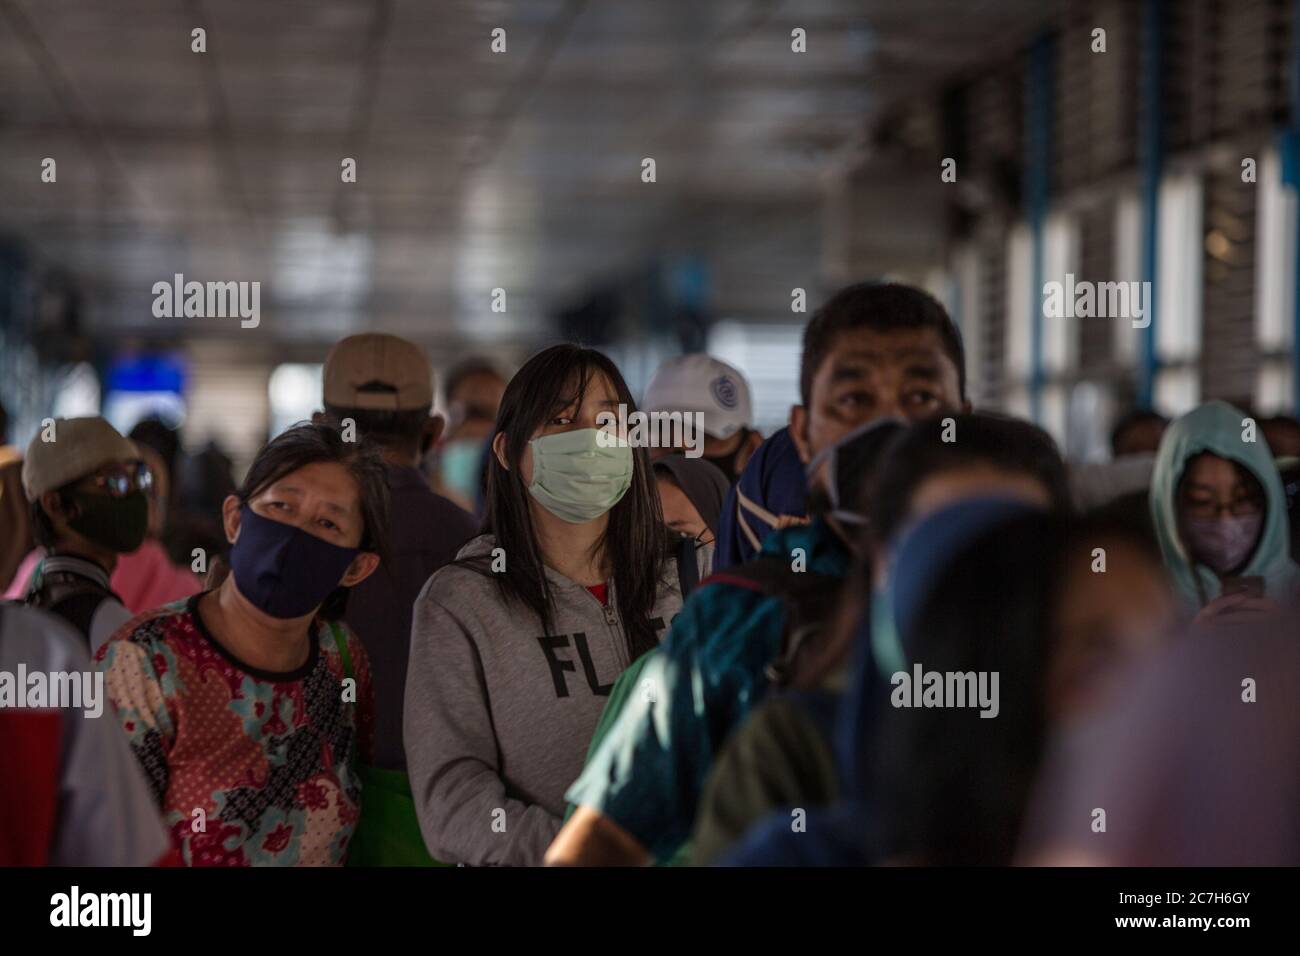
[1025,35,1054,424]
[1138,0,1165,408]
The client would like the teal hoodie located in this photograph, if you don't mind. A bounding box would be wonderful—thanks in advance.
[1149,400,1300,610]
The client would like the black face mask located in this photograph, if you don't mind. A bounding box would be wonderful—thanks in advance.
[703,428,750,483]
[67,490,149,553]
[804,418,908,525]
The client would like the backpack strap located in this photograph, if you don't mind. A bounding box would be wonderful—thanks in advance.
[325,621,365,782]
[702,555,840,689]
[25,562,117,649]
[326,620,355,684]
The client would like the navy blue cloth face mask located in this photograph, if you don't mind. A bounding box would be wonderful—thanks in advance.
[228,503,361,619]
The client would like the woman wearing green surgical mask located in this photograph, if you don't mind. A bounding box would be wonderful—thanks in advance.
[404,344,701,866]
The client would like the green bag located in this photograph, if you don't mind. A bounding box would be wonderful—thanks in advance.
[328,622,449,867]
[347,765,449,867]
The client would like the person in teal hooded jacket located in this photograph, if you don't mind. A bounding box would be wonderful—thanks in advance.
[1149,400,1300,620]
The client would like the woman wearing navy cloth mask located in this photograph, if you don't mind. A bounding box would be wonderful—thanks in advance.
[97,423,389,866]
[405,344,694,866]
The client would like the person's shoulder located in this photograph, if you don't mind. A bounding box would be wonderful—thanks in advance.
[0,603,88,671]
[99,598,196,657]
[93,593,134,625]
[760,517,845,576]
[397,475,478,526]
[455,532,496,555]
[315,617,369,673]
[762,519,821,553]
[697,551,794,595]
[664,559,788,650]
[445,534,498,570]
[420,535,498,596]
[316,615,358,643]
[424,489,479,529]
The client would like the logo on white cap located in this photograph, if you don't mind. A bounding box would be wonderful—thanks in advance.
[710,375,738,410]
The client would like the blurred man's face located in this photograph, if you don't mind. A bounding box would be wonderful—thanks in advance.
[790,325,967,492]
[870,464,1053,589]
[1047,538,1176,722]
[906,464,1053,520]
[448,371,506,442]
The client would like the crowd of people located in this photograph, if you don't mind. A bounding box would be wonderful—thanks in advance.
[1,280,1297,867]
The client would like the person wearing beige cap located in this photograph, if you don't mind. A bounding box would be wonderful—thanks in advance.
[316,332,478,866]
[20,416,151,653]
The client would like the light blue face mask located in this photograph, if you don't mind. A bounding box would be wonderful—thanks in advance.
[527,427,633,524]
[439,439,485,503]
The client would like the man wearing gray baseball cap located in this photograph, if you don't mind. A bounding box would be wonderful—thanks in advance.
[21,416,151,652]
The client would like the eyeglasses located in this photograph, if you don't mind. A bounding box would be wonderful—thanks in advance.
[1181,496,1262,520]
[86,461,154,498]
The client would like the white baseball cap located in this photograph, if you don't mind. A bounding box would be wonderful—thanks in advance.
[642,354,753,439]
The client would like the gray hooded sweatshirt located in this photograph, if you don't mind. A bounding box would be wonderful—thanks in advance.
[404,533,694,865]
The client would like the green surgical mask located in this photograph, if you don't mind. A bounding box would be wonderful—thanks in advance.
[67,490,149,554]
[527,427,633,524]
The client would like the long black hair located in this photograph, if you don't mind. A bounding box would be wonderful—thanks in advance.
[466,344,670,659]
[872,512,1067,865]
[870,412,1071,545]
[236,421,392,619]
